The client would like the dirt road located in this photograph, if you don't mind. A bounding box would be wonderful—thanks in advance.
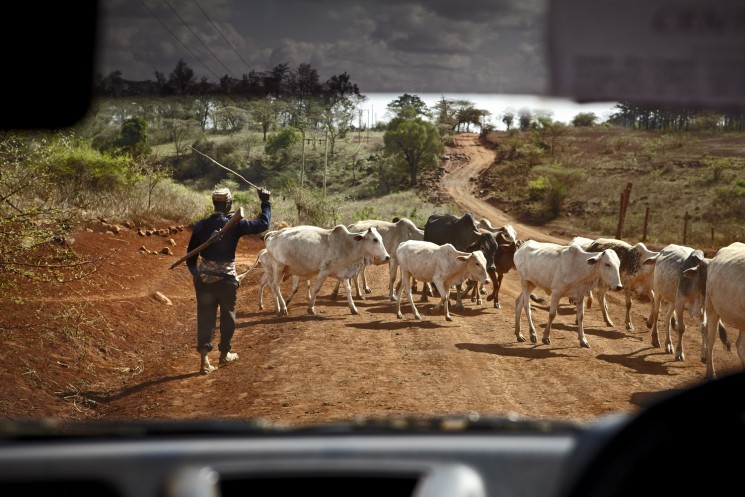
[5,133,740,424]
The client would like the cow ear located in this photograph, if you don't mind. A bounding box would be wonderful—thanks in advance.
[354,234,364,241]
[683,266,699,278]
[643,254,659,265]
[457,254,471,261]
[466,242,478,252]
[587,254,601,265]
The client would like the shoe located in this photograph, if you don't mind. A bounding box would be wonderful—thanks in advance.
[219,351,239,366]
[200,351,217,375]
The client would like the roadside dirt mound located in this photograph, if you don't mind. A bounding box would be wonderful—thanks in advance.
[1,133,740,425]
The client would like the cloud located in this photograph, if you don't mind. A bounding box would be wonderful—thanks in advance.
[98,0,549,93]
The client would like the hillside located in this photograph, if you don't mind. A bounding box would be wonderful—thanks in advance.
[2,132,741,425]
[475,127,745,252]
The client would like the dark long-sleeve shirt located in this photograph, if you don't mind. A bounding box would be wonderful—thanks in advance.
[186,202,271,273]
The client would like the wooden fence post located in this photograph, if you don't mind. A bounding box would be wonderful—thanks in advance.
[615,182,633,240]
[642,205,650,242]
[683,211,691,244]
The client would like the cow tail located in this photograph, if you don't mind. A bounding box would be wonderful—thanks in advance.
[529,293,545,304]
[238,249,265,282]
[718,321,732,352]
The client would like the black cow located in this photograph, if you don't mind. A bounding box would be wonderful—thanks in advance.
[422,213,498,309]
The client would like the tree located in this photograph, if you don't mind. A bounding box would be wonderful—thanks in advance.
[387,94,430,119]
[518,108,533,130]
[572,112,597,127]
[383,118,443,187]
[168,59,195,95]
[117,117,150,157]
[501,109,515,130]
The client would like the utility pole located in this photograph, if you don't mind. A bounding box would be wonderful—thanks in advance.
[323,129,329,198]
[300,127,306,191]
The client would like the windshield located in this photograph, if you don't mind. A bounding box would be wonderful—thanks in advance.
[2,0,744,430]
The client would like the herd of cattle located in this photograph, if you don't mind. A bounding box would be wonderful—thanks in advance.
[239,212,745,381]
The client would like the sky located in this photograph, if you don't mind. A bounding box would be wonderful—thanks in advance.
[98,0,549,94]
[97,0,618,126]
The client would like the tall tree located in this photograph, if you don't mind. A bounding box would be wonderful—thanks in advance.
[383,117,443,187]
[168,59,195,95]
[387,94,430,119]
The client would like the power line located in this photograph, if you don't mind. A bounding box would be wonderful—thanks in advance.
[192,0,253,76]
[163,0,236,78]
[139,0,222,81]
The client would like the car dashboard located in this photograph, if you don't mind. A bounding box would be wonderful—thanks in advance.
[0,414,625,497]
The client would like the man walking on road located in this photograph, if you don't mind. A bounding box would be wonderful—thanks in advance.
[186,187,271,374]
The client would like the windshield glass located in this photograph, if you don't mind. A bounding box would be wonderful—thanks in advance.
[2,0,744,429]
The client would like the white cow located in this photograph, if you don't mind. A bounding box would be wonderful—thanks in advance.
[264,225,390,316]
[395,240,490,322]
[513,240,623,348]
[238,248,308,311]
[703,242,745,379]
[332,217,425,301]
[646,244,708,361]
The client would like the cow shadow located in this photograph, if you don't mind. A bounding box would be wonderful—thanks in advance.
[346,319,445,331]
[236,312,341,327]
[595,347,703,376]
[456,342,576,360]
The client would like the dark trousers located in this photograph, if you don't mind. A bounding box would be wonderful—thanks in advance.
[194,277,239,354]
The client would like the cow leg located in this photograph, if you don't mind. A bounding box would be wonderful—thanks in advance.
[517,282,538,343]
[419,281,434,302]
[454,283,466,311]
[361,264,372,294]
[596,288,614,327]
[541,293,561,346]
[284,275,301,305]
[270,264,289,316]
[342,277,360,315]
[388,259,398,302]
[574,295,590,348]
[353,272,365,300]
[662,304,675,354]
[330,279,341,300]
[624,289,634,331]
[433,280,453,321]
[736,329,745,371]
[673,301,686,361]
[397,270,420,320]
[307,272,330,315]
[647,291,664,348]
[258,273,267,310]
[514,292,526,342]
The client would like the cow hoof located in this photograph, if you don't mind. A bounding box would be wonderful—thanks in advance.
[365,287,372,294]
[390,296,398,302]
[351,308,359,315]
[652,337,660,348]
[542,337,550,345]
[516,334,526,343]
[531,336,539,344]
[494,302,501,309]
[414,314,422,320]
[580,340,590,348]
[665,344,674,354]
[446,316,453,322]
[480,287,487,295]
[675,354,684,361]
[605,320,614,327]
[626,323,634,331]
[646,320,653,329]
[397,313,403,319]
[307,307,316,315]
